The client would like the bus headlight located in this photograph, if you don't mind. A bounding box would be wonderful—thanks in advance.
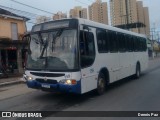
[59,79,77,85]
[26,76,33,81]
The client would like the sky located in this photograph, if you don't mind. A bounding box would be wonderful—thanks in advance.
[0,0,160,32]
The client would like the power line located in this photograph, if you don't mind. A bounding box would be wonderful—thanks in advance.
[0,5,38,17]
[10,0,54,15]
[75,0,89,6]
[0,5,40,25]
[0,4,50,24]
[26,21,36,24]
[88,0,94,3]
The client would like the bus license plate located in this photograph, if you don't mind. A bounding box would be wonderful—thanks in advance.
[41,84,50,89]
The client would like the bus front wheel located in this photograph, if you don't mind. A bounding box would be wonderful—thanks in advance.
[96,73,106,95]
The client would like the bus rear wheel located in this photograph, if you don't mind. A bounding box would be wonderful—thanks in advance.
[134,64,141,79]
[96,73,106,95]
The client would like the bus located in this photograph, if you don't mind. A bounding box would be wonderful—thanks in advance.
[23,18,148,95]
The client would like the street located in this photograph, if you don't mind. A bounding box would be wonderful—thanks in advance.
[0,58,160,120]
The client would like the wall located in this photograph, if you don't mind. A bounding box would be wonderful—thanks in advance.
[0,16,26,40]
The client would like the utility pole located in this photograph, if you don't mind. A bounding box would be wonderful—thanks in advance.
[157,31,160,42]
[150,29,155,58]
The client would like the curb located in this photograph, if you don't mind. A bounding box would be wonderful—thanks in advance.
[0,80,26,87]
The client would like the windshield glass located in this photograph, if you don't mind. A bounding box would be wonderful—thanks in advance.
[26,29,78,71]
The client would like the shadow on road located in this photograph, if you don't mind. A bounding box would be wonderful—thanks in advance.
[107,74,145,91]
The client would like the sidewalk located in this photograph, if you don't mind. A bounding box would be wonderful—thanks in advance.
[149,53,160,60]
[0,73,24,87]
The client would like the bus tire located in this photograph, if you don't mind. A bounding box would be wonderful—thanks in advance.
[134,63,141,79]
[96,73,106,95]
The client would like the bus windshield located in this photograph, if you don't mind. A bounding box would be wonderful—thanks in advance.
[26,29,78,71]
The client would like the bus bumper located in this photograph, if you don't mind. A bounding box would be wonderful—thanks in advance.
[26,80,81,94]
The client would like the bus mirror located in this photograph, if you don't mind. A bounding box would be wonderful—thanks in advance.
[22,34,31,42]
[22,34,31,50]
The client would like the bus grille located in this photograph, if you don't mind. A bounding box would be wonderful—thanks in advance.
[30,72,65,77]
[36,79,58,84]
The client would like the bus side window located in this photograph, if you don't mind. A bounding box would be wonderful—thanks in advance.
[108,31,118,53]
[118,33,126,52]
[80,31,95,68]
[128,35,133,52]
[134,37,138,52]
[97,29,109,53]
[143,38,147,51]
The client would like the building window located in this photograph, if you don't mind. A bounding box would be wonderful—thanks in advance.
[11,23,18,40]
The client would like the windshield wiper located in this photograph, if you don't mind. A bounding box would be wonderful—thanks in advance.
[39,41,48,58]
[39,29,63,58]
[39,32,49,58]
[52,29,63,52]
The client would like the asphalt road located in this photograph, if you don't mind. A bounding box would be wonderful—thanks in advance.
[0,58,160,120]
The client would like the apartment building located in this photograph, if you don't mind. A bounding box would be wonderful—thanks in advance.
[136,1,145,34]
[36,16,51,24]
[69,6,87,19]
[89,0,108,24]
[143,7,150,36]
[110,0,138,32]
[136,1,150,36]
[53,11,67,20]
[110,0,150,36]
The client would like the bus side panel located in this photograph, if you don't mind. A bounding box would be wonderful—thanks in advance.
[133,51,148,74]
[81,67,98,94]
[141,52,148,71]
[80,28,98,94]
[97,53,120,83]
[119,52,135,80]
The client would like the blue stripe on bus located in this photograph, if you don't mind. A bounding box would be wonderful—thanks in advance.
[26,80,81,94]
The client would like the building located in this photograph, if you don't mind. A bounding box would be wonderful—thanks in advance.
[152,40,159,51]
[0,8,29,74]
[143,7,150,36]
[69,6,87,19]
[110,0,138,32]
[110,0,150,36]
[53,11,67,20]
[136,1,145,34]
[0,8,28,40]
[36,16,51,24]
[136,1,150,36]
[89,0,108,24]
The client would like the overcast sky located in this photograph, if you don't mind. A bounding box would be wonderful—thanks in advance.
[0,0,160,31]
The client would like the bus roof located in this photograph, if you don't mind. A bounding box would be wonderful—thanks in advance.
[33,18,146,38]
[77,18,146,38]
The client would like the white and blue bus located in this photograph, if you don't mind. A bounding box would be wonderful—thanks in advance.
[23,18,148,94]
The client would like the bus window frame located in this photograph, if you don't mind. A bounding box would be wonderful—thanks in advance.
[96,28,109,53]
[79,27,96,69]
